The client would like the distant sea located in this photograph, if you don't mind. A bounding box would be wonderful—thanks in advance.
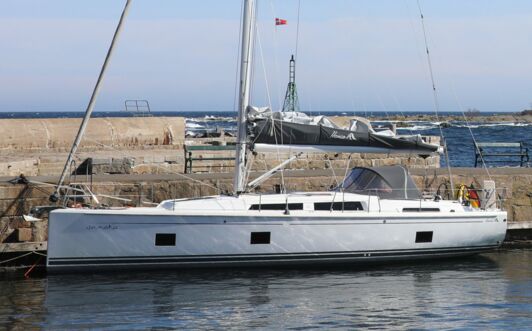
[1,111,531,168]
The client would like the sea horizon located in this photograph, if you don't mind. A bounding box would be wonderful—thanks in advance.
[0,109,527,119]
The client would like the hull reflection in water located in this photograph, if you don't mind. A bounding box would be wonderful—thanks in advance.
[35,251,531,330]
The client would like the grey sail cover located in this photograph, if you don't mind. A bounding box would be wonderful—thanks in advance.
[249,116,440,155]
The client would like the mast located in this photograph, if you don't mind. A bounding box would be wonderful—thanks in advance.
[233,0,257,194]
[50,0,132,202]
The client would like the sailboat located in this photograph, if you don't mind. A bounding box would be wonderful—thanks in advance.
[46,0,507,272]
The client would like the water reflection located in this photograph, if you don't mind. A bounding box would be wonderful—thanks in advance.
[1,251,531,330]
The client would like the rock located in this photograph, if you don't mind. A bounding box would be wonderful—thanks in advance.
[512,205,532,223]
[16,228,32,242]
[32,220,48,242]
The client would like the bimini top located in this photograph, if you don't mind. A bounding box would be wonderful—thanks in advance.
[340,166,421,200]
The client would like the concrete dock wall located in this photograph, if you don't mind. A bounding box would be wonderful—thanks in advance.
[0,117,185,152]
[0,116,186,176]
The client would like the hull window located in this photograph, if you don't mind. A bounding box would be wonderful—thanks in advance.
[251,232,271,244]
[249,203,303,211]
[155,233,176,246]
[314,201,363,211]
[415,231,433,243]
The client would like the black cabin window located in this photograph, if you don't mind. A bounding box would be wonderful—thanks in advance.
[155,233,176,246]
[250,232,271,244]
[314,201,364,211]
[415,231,433,243]
[249,203,303,210]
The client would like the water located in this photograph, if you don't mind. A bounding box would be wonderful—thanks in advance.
[177,112,532,168]
[1,250,531,330]
[389,121,532,168]
[1,110,531,167]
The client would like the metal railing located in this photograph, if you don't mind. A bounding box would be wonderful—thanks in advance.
[5,182,509,216]
[249,186,508,214]
[123,100,152,117]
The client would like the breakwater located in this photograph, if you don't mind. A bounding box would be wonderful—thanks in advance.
[0,117,186,177]
[0,117,440,176]
[0,117,186,151]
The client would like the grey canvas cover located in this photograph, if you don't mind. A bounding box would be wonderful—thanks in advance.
[341,166,421,199]
[250,118,439,155]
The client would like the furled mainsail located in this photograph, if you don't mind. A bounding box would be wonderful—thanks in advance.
[248,108,442,155]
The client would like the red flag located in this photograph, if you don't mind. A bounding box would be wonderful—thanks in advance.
[275,18,287,26]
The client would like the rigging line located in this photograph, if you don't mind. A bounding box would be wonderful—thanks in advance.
[257,25,273,109]
[362,102,368,119]
[232,0,246,116]
[402,0,425,64]
[270,1,283,110]
[349,96,357,118]
[450,85,493,180]
[252,3,284,190]
[373,90,391,120]
[389,91,414,136]
[271,117,287,193]
[243,152,254,189]
[327,157,339,188]
[294,0,302,61]
[415,0,454,195]
[346,74,360,118]
[260,105,286,191]
[250,116,271,145]
[270,1,285,193]
[81,137,220,192]
[53,0,132,201]
[341,154,352,188]
[247,0,258,109]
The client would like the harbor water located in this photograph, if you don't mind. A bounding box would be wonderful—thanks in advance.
[1,249,531,329]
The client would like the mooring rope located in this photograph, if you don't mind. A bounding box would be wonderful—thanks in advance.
[0,251,44,265]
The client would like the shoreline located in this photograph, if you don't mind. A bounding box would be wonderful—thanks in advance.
[364,113,532,124]
[0,111,531,123]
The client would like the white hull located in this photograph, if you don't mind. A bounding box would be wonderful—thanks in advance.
[46,193,507,272]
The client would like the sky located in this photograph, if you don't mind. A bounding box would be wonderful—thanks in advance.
[1,0,532,113]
